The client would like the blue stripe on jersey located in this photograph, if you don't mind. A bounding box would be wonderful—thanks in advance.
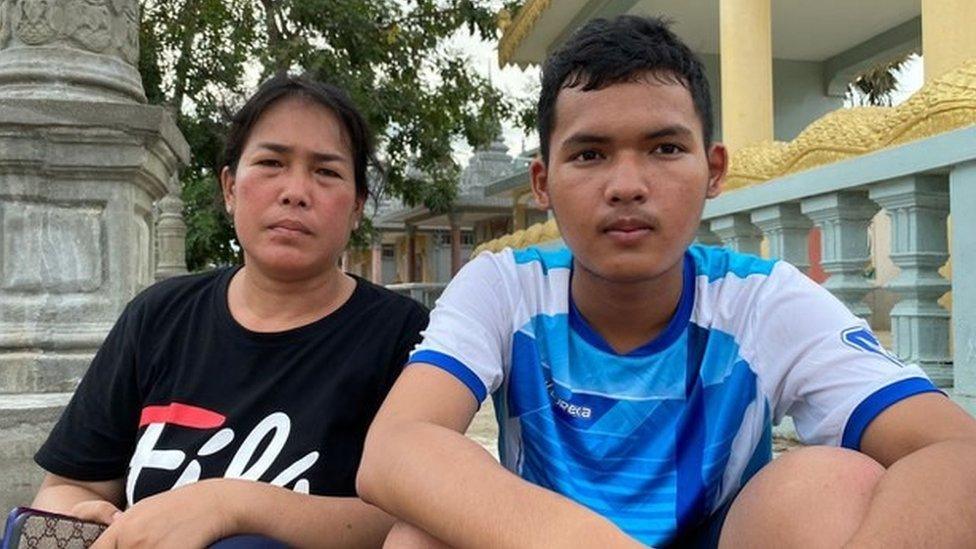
[841,376,941,449]
[512,246,573,272]
[409,350,488,403]
[689,244,777,282]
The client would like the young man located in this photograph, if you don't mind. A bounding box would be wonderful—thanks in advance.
[357,15,976,548]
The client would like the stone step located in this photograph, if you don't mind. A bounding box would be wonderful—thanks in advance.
[0,393,71,511]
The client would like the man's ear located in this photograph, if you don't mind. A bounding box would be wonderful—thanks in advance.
[220,166,236,215]
[530,157,551,210]
[705,143,727,199]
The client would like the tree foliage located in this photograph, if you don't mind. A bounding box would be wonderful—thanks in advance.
[138,0,523,270]
[846,53,913,107]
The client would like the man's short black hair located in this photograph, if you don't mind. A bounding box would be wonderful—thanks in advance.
[537,15,713,163]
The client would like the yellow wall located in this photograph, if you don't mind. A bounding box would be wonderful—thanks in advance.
[922,0,976,81]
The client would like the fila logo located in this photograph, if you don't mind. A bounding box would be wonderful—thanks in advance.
[126,404,319,507]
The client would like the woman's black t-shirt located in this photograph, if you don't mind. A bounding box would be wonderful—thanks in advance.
[35,267,428,507]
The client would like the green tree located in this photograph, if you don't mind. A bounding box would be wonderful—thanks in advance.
[846,53,914,107]
[139,0,523,270]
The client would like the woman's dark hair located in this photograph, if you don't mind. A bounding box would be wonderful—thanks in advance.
[537,15,713,162]
[222,73,378,200]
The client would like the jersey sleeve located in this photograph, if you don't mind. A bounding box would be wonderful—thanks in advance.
[34,298,146,481]
[408,251,516,404]
[747,261,941,449]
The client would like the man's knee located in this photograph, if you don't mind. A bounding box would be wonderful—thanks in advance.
[383,521,449,549]
[719,446,884,548]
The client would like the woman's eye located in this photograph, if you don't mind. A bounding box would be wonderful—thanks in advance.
[316,168,342,179]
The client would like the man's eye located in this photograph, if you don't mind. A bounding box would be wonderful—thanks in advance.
[655,143,684,155]
[256,159,282,167]
[573,150,602,162]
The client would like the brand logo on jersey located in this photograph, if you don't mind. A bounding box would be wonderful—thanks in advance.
[841,326,902,367]
[546,381,593,420]
[126,403,319,507]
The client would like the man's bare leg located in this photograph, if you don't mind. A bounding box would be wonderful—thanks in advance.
[719,446,885,548]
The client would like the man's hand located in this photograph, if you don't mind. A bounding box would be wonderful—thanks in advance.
[92,479,236,549]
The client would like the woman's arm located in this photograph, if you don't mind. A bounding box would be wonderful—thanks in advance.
[32,474,125,524]
[90,478,394,549]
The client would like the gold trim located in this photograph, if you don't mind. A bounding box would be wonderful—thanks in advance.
[472,218,560,256]
[498,0,553,67]
[727,58,976,191]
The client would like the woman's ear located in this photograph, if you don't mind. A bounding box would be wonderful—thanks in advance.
[220,166,236,215]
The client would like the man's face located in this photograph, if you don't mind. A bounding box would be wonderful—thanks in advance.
[531,74,727,284]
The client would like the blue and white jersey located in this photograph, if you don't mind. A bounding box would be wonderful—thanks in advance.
[409,243,938,546]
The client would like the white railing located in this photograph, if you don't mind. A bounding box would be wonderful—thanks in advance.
[386,282,447,309]
[699,125,976,413]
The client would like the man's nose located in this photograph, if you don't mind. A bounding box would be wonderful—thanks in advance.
[605,156,647,204]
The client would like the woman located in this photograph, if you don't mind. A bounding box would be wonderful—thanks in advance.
[30,74,428,547]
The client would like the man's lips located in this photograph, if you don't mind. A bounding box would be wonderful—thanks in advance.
[601,217,655,243]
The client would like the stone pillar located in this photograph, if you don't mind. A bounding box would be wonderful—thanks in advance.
[869,176,951,386]
[0,0,189,508]
[751,203,813,273]
[406,225,417,283]
[0,0,145,102]
[801,192,879,320]
[922,0,976,81]
[154,192,188,281]
[949,162,976,413]
[719,0,774,151]
[710,213,762,255]
[370,239,382,284]
[449,214,462,276]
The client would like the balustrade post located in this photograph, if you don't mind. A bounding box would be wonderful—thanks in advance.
[801,192,879,319]
[950,161,976,413]
[709,214,762,254]
[154,193,188,281]
[695,224,722,246]
[750,203,813,273]
[870,176,952,386]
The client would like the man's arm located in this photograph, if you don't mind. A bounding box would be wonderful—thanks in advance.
[845,393,976,548]
[356,364,640,549]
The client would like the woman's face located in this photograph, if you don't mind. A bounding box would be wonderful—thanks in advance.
[221,96,363,281]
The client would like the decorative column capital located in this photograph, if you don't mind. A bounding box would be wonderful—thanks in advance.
[751,202,812,271]
[710,213,762,255]
[0,0,145,102]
